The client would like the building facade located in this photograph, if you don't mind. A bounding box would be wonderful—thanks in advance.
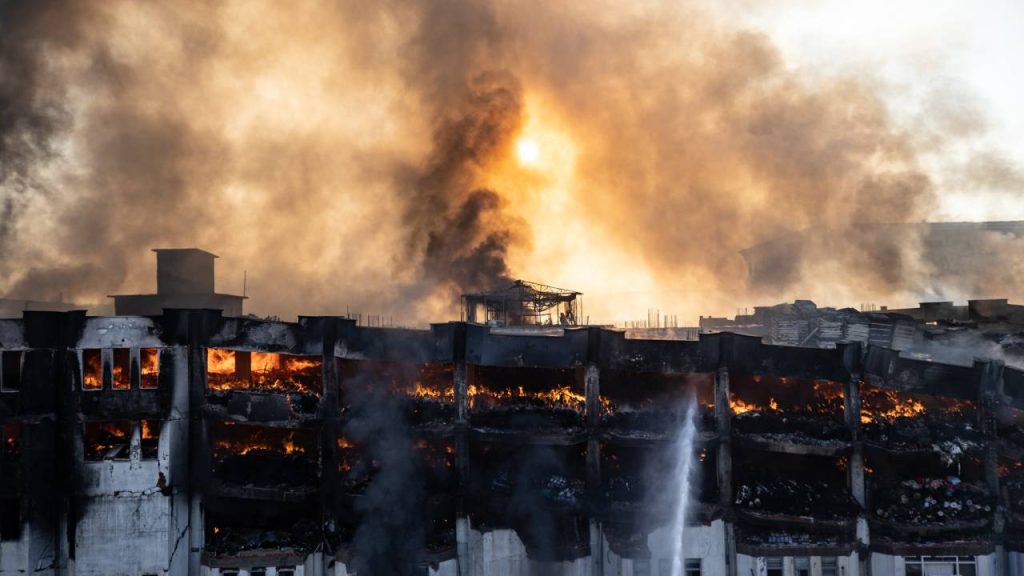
[1,310,1023,575]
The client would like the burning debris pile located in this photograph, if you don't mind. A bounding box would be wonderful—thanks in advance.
[211,423,317,488]
[207,349,322,395]
[872,477,993,525]
[468,367,589,432]
[735,479,858,520]
[731,379,848,447]
[861,387,982,460]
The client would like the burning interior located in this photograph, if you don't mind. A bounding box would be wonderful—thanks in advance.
[600,371,715,441]
[207,349,322,395]
[468,365,587,434]
[861,386,981,456]
[730,376,848,450]
[210,422,318,490]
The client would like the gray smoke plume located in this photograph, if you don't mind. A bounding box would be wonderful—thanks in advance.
[343,368,425,574]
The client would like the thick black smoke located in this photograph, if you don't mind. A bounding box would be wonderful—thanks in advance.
[408,71,525,302]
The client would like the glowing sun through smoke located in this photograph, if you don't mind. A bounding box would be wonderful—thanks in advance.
[516,137,540,166]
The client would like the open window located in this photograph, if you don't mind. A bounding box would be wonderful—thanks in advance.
[112,348,131,390]
[140,348,160,389]
[140,420,160,459]
[84,421,131,460]
[1,351,22,392]
[207,349,322,395]
[82,349,102,390]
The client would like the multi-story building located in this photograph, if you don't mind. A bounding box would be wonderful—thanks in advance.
[1,308,1022,575]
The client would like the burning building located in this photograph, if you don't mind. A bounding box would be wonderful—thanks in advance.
[0,305,1021,575]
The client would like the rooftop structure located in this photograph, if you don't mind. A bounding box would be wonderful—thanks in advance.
[461,279,581,326]
[109,248,245,316]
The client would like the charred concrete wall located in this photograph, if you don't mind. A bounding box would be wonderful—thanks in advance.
[1,311,1024,575]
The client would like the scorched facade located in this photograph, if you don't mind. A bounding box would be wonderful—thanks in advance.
[1,309,1022,575]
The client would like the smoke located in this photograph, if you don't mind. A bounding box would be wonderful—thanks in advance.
[0,0,1021,322]
[406,71,525,312]
[343,368,426,574]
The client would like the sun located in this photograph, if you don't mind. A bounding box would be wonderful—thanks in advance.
[516,137,541,166]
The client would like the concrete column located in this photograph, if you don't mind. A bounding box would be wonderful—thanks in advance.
[584,363,602,534]
[584,364,601,429]
[977,360,1004,548]
[715,366,736,576]
[845,376,865,507]
[456,516,472,574]
[590,518,604,576]
[317,319,340,561]
[454,361,468,426]
[714,367,731,505]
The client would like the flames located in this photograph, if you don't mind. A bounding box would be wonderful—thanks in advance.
[729,395,781,414]
[212,423,308,458]
[112,349,130,390]
[82,349,102,390]
[141,420,158,440]
[729,379,844,415]
[84,420,131,459]
[730,397,758,415]
[467,384,590,412]
[207,348,236,375]
[408,378,612,413]
[207,349,322,395]
[859,386,970,424]
[411,382,455,402]
[141,348,160,388]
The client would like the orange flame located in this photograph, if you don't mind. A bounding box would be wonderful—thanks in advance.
[141,348,160,389]
[82,349,102,390]
[112,349,130,390]
[859,387,927,424]
[467,384,607,412]
[207,349,322,394]
[207,348,236,375]
[212,430,306,457]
